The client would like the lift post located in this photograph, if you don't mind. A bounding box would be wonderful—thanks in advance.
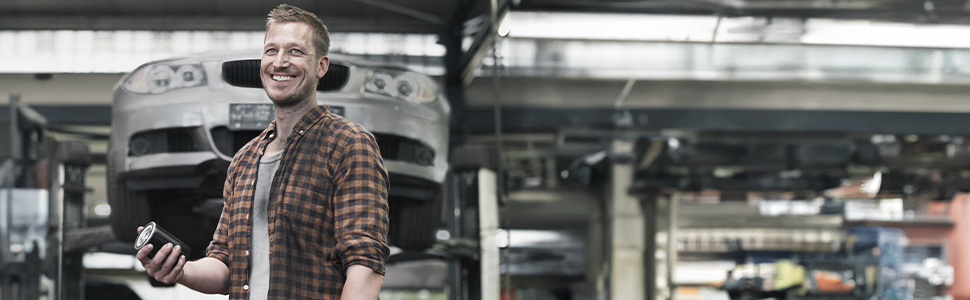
[47,141,91,300]
[445,144,502,300]
[1,93,50,300]
[2,94,97,300]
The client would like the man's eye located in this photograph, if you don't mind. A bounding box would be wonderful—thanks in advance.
[265,49,278,54]
[290,49,303,54]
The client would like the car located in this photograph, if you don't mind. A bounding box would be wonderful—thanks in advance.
[107,50,450,255]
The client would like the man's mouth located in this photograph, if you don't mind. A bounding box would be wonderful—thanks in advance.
[272,75,295,81]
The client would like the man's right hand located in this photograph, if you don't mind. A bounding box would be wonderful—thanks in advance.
[135,226,186,284]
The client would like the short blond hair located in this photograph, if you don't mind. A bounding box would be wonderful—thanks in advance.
[266,4,330,56]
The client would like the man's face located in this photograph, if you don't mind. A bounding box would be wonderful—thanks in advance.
[261,22,328,107]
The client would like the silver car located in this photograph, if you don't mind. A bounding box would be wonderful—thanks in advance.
[107,50,449,253]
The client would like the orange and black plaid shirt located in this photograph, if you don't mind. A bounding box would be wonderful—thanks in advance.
[207,105,390,300]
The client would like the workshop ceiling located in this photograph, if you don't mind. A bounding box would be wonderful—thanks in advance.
[4,0,970,32]
[0,0,474,32]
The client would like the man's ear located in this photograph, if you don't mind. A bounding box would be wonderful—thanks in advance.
[317,56,329,79]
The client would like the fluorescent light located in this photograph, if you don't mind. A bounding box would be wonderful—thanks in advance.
[0,30,444,73]
[503,11,970,49]
[802,19,970,48]
[503,12,719,42]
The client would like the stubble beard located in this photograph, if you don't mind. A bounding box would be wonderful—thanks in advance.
[267,79,317,108]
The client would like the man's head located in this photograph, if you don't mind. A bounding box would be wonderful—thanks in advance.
[266,4,330,57]
[260,4,330,107]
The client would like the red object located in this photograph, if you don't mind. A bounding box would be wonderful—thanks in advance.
[814,271,854,292]
[948,194,970,299]
[500,289,516,300]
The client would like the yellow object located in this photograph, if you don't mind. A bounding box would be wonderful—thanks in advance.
[773,260,805,290]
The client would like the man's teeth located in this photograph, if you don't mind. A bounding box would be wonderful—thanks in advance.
[273,75,295,81]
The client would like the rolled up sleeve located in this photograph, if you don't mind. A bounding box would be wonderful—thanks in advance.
[331,130,390,275]
[205,163,235,266]
[206,200,231,266]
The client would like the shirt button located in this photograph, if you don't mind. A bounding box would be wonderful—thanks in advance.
[246,214,249,219]
[244,285,249,291]
[298,130,304,134]
[246,250,250,256]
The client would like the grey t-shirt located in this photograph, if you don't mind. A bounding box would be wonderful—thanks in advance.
[250,151,281,300]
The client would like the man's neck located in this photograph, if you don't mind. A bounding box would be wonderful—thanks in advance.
[269,99,316,153]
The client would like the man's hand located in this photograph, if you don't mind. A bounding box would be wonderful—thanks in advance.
[135,226,186,284]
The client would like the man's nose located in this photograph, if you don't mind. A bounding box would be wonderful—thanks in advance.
[273,54,289,68]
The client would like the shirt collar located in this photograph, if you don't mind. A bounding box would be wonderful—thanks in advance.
[262,105,330,141]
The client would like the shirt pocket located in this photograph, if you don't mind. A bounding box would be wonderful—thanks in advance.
[280,171,332,239]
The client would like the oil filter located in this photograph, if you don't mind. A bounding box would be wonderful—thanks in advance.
[134,221,192,259]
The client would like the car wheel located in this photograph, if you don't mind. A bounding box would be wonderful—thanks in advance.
[107,160,151,243]
[388,191,443,250]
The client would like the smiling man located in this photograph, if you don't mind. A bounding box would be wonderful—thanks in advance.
[135,4,390,300]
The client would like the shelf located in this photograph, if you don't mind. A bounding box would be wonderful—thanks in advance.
[679,214,845,229]
[842,216,953,228]
[679,203,954,229]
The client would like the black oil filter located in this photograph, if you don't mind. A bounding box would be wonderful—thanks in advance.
[134,221,192,259]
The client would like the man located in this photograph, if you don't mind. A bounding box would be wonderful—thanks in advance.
[135,4,390,300]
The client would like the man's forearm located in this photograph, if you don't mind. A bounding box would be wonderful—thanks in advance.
[179,257,231,294]
[341,265,384,300]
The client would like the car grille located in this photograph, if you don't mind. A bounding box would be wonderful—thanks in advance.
[210,126,262,157]
[128,128,204,157]
[221,59,350,91]
[373,133,435,167]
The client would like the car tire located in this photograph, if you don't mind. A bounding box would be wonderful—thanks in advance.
[388,191,443,250]
[107,160,151,243]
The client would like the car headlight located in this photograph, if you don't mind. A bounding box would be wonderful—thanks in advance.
[364,71,437,104]
[123,63,207,94]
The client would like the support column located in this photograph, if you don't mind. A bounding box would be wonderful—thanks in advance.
[587,186,606,300]
[642,192,657,300]
[48,141,90,300]
[445,172,466,300]
[608,139,645,300]
[478,169,499,300]
[447,144,500,300]
[654,193,679,300]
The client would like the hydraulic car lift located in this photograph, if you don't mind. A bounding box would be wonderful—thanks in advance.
[384,143,504,300]
[1,94,108,300]
[443,144,503,300]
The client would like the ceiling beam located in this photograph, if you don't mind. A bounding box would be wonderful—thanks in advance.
[457,0,511,86]
[442,0,510,144]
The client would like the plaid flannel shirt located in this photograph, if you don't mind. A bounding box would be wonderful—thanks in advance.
[207,105,390,300]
